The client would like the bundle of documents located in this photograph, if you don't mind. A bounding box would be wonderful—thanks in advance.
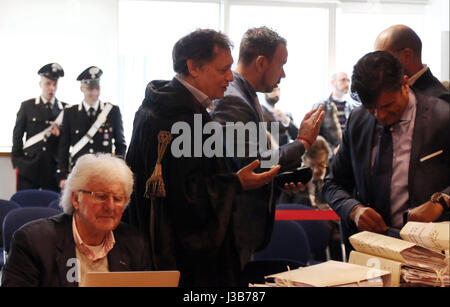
[348,223,449,287]
[252,261,391,287]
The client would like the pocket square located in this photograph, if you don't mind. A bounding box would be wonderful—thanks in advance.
[420,150,443,162]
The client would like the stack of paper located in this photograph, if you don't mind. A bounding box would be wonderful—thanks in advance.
[261,261,391,287]
[348,226,449,287]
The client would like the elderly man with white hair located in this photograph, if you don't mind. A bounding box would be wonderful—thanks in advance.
[2,154,151,287]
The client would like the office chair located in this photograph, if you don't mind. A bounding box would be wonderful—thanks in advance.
[0,200,21,267]
[253,220,311,265]
[10,189,60,208]
[2,207,60,264]
[277,203,331,262]
[48,198,63,211]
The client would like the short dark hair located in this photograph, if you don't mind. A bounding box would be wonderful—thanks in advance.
[238,26,287,66]
[172,29,233,76]
[351,51,405,108]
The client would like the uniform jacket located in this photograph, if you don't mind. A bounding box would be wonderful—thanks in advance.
[1,213,152,287]
[12,97,67,190]
[57,101,126,180]
[125,78,242,286]
[323,91,450,242]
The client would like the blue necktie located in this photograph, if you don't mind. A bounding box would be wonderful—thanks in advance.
[372,125,393,226]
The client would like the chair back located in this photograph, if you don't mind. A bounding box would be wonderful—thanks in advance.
[48,198,63,211]
[253,220,311,265]
[277,203,330,259]
[11,189,60,207]
[3,207,60,255]
[0,200,21,245]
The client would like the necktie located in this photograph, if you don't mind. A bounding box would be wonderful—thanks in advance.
[88,107,96,124]
[372,125,393,226]
[44,102,54,119]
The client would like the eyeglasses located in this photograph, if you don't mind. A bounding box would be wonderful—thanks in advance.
[79,190,128,206]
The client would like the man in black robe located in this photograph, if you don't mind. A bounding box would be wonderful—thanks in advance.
[125,29,281,286]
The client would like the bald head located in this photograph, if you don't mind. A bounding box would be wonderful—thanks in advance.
[374,25,423,76]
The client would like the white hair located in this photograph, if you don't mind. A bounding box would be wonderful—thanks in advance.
[60,154,134,214]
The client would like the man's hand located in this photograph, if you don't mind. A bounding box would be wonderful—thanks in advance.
[350,205,388,233]
[297,106,324,149]
[282,182,307,195]
[49,122,60,137]
[237,160,281,190]
[407,200,446,223]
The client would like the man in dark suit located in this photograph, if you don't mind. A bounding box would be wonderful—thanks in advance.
[2,154,151,287]
[12,63,66,192]
[323,51,449,248]
[261,85,298,146]
[57,66,126,188]
[125,29,281,287]
[374,24,450,103]
[211,26,324,270]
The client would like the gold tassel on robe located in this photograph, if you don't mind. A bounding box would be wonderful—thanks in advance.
[144,131,172,199]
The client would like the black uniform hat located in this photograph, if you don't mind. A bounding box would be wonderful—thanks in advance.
[38,63,64,80]
[77,66,103,85]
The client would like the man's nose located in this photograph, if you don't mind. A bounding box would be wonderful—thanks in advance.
[103,196,115,210]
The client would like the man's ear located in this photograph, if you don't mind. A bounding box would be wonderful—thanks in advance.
[72,191,79,211]
[255,55,267,73]
[187,59,200,78]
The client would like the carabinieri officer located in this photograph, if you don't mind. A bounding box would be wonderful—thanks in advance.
[12,63,67,192]
[56,66,126,188]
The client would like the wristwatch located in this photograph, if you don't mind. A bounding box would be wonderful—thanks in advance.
[430,192,449,211]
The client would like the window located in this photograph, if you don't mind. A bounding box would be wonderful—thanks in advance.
[118,0,221,141]
[228,3,329,125]
[0,0,448,150]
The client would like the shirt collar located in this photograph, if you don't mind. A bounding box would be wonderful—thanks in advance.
[408,65,428,86]
[175,75,212,109]
[234,71,258,100]
[82,100,100,113]
[39,96,56,106]
[72,215,115,262]
[400,88,417,123]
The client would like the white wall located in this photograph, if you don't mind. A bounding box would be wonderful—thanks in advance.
[0,0,119,150]
[0,156,17,200]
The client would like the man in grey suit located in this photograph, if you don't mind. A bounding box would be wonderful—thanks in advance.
[211,26,324,269]
[323,51,449,248]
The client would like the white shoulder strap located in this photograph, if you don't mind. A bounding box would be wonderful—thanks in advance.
[69,102,114,157]
[23,98,65,150]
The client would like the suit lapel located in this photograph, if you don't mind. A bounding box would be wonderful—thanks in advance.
[54,215,78,287]
[232,72,261,122]
[408,93,429,201]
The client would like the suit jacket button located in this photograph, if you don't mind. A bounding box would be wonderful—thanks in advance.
[89,139,94,144]
[75,130,79,134]
[89,148,94,153]
[42,147,46,151]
